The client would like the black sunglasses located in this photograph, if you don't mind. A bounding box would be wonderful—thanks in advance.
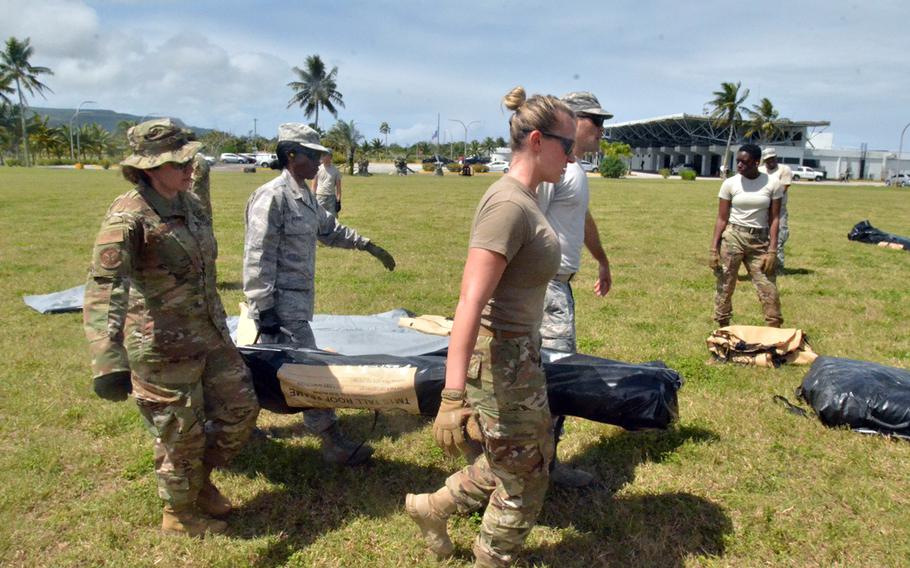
[539,131,575,156]
[579,114,605,128]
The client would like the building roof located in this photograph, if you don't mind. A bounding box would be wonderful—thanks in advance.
[604,113,830,148]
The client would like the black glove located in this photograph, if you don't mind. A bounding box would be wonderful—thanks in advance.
[256,307,281,335]
[336,200,341,214]
[365,242,396,271]
[93,371,132,402]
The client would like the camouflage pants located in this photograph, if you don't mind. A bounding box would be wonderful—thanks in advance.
[777,211,789,269]
[444,332,554,565]
[131,338,260,509]
[714,226,783,327]
[539,278,576,353]
[260,319,337,434]
[316,193,338,215]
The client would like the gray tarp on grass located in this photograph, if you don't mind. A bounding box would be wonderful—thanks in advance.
[23,285,86,314]
[24,287,448,357]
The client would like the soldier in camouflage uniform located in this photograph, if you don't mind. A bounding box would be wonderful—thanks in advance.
[83,119,260,537]
[243,123,395,465]
[709,144,784,327]
[406,87,574,567]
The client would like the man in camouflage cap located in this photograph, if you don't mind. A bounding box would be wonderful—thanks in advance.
[537,91,613,487]
[243,122,395,465]
[84,118,260,537]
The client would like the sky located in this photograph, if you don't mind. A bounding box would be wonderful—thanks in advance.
[2,0,908,150]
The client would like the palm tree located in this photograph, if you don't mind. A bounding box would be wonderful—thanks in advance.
[481,136,496,156]
[379,122,390,147]
[325,120,363,175]
[287,54,344,129]
[707,81,749,176]
[744,97,784,143]
[0,37,54,167]
[0,73,14,106]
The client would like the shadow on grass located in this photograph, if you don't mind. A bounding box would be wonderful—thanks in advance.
[226,433,449,567]
[258,409,429,442]
[531,492,731,567]
[736,266,814,281]
[216,280,244,291]
[529,425,729,566]
[568,424,719,493]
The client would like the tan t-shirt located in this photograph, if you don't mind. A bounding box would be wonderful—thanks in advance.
[719,173,783,229]
[469,176,561,332]
[315,164,341,196]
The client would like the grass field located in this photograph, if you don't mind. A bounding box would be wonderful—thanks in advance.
[1,167,909,567]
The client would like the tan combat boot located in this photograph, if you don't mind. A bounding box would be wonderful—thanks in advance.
[161,505,227,537]
[319,423,374,465]
[405,487,457,559]
[197,466,232,518]
[472,539,511,568]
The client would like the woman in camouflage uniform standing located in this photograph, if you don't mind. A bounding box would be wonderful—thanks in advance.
[406,87,575,567]
[83,119,259,537]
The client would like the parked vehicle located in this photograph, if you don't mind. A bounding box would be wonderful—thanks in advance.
[200,155,216,165]
[254,153,277,167]
[220,152,248,164]
[791,165,825,181]
[464,155,491,165]
[487,160,510,173]
[421,155,454,164]
[885,173,910,187]
[577,159,597,173]
[671,163,696,175]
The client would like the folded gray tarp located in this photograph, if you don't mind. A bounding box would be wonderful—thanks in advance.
[23,285,86,314]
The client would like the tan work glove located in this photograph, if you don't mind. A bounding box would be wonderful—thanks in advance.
[433,389,472,458]
[761,250,777,275]
[708,249,721,270]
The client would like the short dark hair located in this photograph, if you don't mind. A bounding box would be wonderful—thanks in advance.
[738,144,761,161]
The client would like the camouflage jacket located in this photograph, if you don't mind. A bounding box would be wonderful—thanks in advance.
[83,179,231,379]
[243,169,369,323]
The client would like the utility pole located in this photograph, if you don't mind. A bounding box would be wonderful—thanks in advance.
[253,118,258,150]
[70,100,96,161]
[448,118,479,164]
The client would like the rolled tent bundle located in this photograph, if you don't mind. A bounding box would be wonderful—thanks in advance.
[239,346,683,431]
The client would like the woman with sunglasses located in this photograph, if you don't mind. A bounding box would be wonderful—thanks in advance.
[242,123,395,465]
[406,87,575,567]
[83,118,260,537]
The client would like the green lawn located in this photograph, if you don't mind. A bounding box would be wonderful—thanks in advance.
[1,168,908,567]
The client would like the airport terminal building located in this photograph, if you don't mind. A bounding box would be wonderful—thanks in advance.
[604,114,909,180]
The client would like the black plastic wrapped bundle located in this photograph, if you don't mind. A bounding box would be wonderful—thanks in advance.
[239,346,682,431]
[847,220,910,251]
[798,356,910,437]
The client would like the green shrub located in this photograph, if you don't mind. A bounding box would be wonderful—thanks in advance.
[472,164,489,173]
[446,162,462,173]
[659,168,671,179]
[6,159,22,167]
[422,163,435,172]
[680,168,697,181]
[599,156,627,178]
[100,159,112,170]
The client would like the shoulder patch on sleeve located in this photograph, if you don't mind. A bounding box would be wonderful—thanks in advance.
[98,246,123,269]
[95,228,125,245]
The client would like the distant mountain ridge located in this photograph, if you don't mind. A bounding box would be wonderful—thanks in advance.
[27,107,212,135]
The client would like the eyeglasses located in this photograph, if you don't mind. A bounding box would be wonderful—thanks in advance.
[579,114,605,128]
[539,131,575,156]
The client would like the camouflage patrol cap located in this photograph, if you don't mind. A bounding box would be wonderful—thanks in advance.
[278,123,330,153]
[560,91,614,119]
[120,118,203,170]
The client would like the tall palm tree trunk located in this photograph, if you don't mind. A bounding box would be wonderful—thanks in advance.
[15,77,29,167]
[314,106,319,129]
[721,123,735,178]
